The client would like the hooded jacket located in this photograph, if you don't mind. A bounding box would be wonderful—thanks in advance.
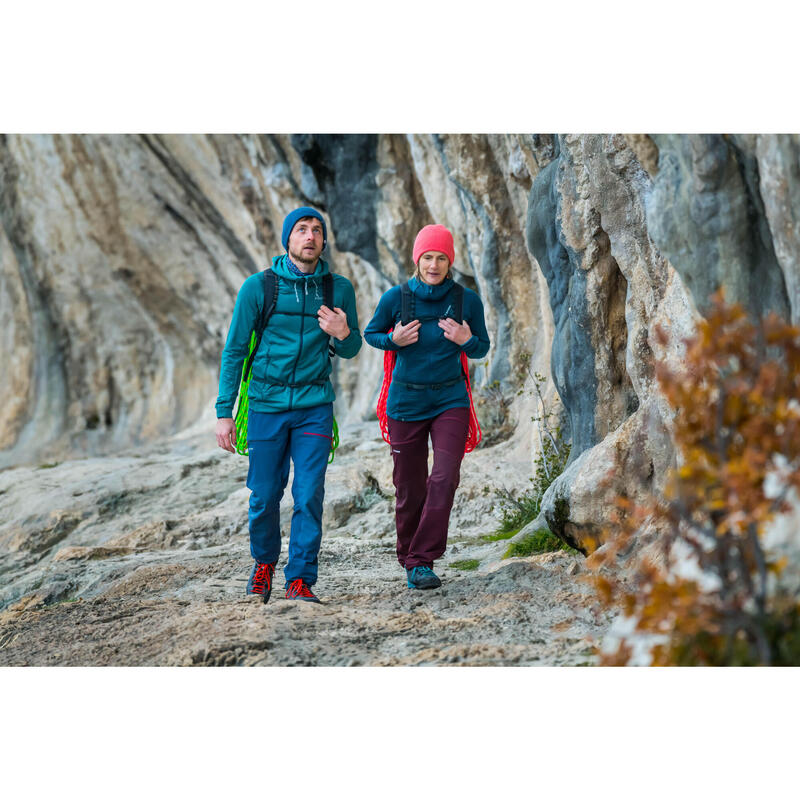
[215,255,362,417]
[364,277,490,421]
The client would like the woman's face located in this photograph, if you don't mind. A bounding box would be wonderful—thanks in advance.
[417,250,450,285]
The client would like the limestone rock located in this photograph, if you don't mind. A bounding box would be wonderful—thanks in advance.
[755,134,800,324]
[3,132,800,580]
[0,134,551,468]
[542,400,673,554]
[647,134,790,320]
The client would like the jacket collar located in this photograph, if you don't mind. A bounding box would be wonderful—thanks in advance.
[409,275,454,301]
[271,254,330,281]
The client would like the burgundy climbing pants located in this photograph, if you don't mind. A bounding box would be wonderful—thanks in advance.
[387,406,469,569]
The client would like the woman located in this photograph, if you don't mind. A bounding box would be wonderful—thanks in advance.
[364,224,490,589]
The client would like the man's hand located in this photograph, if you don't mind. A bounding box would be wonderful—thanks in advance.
[391,319,421,347]
[318,305,350,340]
[438,317,472,346]
[216,417,237,453]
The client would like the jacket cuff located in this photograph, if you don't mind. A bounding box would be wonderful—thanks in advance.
[337,328,358,345]
[460,335,478,355]
[334,328,359,355]
[384,332,401,351]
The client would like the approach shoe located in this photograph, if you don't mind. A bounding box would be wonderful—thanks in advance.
[246,561,275,604]
[406,566,442,590]
[285,578,321,603]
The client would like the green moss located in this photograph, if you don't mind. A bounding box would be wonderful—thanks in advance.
[450,559,480,571]
[480,529,518,542]
[503,527,577,558]
[37,462,61,470]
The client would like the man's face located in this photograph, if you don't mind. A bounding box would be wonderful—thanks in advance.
[288,217,324,267]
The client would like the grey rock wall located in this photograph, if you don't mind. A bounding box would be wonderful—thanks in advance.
[533,134,800,552]
[0,134,551,468]
[2,133,799,559]
[647,134,790,320]
[526,137,640,463]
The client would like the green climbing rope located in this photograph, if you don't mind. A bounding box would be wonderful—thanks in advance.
[233,332,257,456]
[233,331,341,462]
[328,415,339,464]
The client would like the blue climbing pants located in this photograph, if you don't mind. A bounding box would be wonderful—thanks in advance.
[246,403,333,586]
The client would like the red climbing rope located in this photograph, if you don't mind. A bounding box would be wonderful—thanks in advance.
[376,331,482,453]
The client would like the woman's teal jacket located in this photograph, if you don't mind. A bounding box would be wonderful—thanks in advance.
[215,255,362,417]
[364,277,490,421]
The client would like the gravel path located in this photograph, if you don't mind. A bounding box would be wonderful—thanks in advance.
[0,422,610,666]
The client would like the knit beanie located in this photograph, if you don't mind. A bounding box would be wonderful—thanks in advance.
[281,207,327,251]
[412,224,455,266]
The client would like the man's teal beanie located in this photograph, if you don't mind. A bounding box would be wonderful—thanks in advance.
[281,207,327,251]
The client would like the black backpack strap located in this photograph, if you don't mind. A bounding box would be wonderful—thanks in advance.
[400,281,414,325]
[322,272,334,310]
[322,272,337,356]
[242,268,278,380]
[256,269,278,337]
[450,282,469,379]
[451,282,464,324]
[400,281,461,324]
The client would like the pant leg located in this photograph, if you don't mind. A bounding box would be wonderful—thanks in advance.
[387,415,432,568]
[284,403,334,587]
[246,410,291,564]
[405,406,469,568]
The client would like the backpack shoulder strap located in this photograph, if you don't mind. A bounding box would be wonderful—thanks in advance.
[322,272,334,310]
[400,281,413,325]
[451,281,465,324]
[256,268,278,336]
[322,272,337,356]
[241,268,277,383]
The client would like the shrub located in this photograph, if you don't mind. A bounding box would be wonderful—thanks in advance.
[590,292,800,665]
[491,370,571,540]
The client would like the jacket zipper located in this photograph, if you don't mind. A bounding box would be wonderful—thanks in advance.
[288,278,307,410]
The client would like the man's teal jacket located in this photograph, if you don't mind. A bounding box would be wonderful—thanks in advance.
[215,255,362,417]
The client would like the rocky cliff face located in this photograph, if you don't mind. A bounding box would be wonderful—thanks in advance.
[2,134,799,557]
[0,133,553,469]
[526,134,800,551]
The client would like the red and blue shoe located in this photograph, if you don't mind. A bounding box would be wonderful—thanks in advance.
[285,578,321,603]
[247,561,275,604]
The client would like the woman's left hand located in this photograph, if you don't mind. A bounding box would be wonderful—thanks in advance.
[438,317,472,346]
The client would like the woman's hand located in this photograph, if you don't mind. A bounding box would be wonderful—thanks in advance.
[391,319,421,346]
[438,317,472,346]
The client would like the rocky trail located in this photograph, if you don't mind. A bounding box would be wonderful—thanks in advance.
[0,418,610,666]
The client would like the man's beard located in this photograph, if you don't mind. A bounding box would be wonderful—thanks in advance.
[289,246,320,269]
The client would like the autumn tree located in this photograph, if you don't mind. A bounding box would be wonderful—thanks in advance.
[591,292,800,665]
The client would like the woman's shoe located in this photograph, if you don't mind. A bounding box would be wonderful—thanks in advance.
[406,566,442,589]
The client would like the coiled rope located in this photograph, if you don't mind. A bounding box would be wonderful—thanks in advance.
[376,332,481,453]
[233,331,340,462]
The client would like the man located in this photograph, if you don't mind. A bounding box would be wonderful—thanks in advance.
[215,207,362,604]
